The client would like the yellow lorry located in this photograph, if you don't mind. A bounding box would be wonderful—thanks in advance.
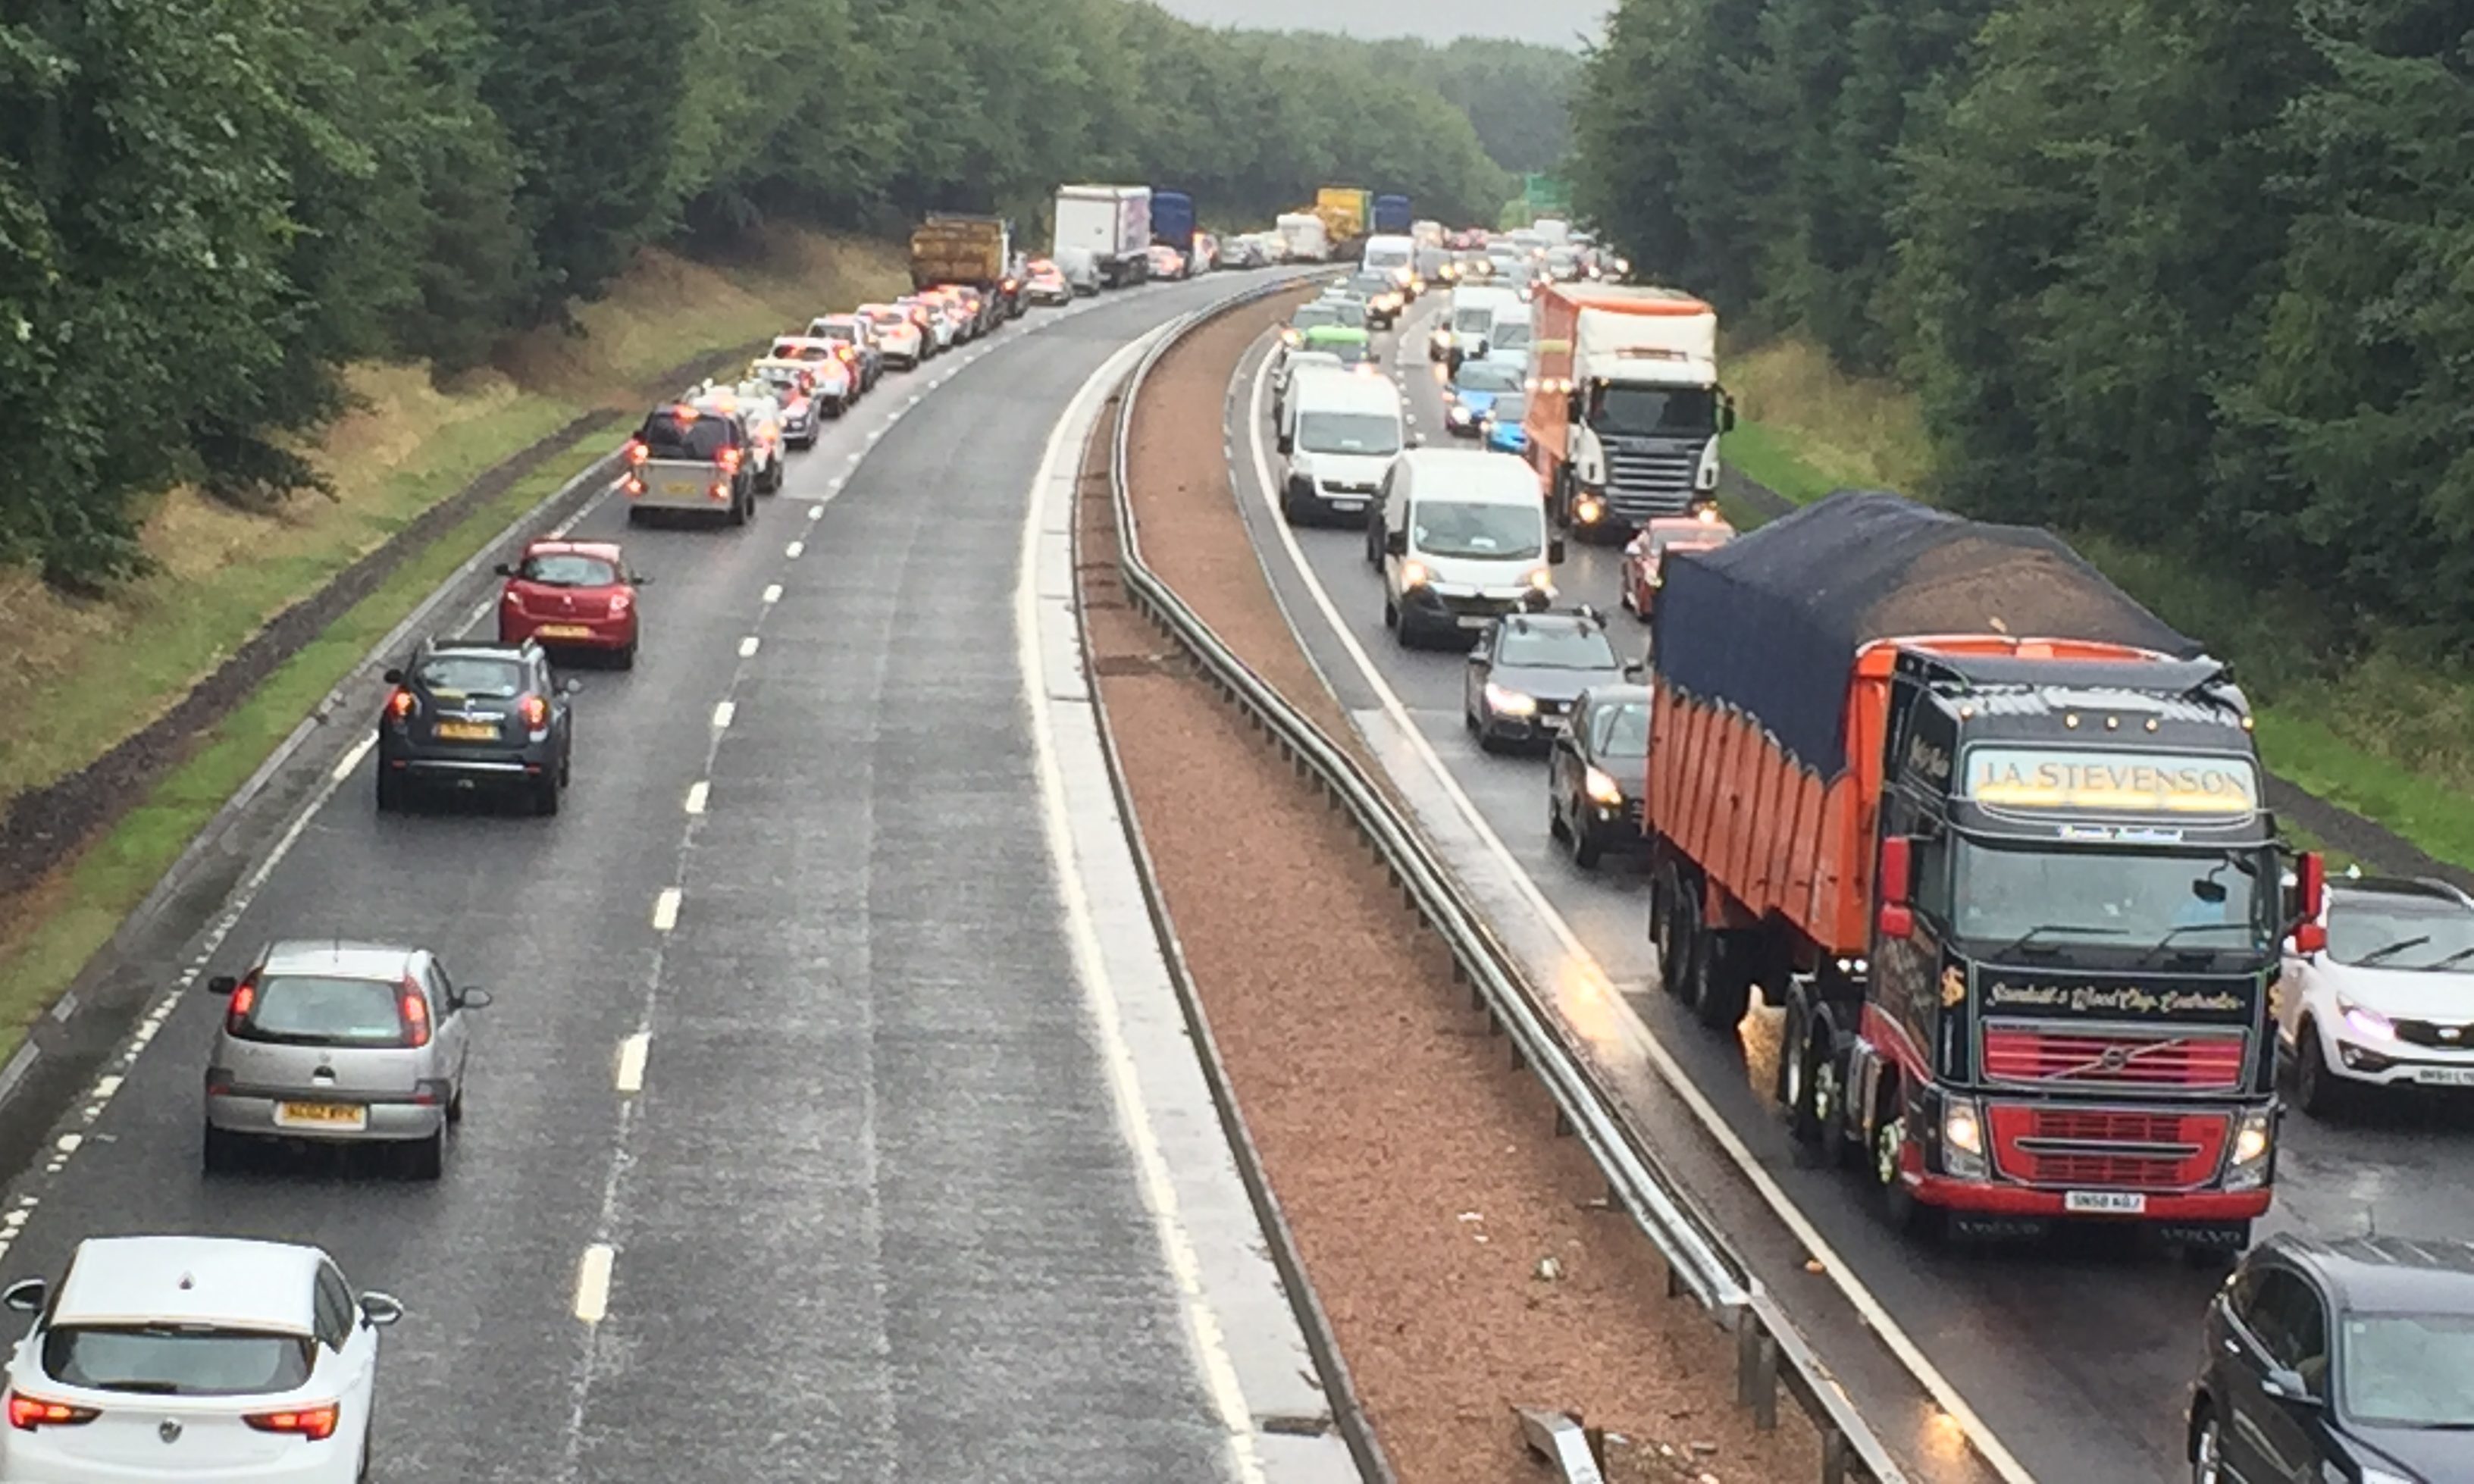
[1314,186,1370,246]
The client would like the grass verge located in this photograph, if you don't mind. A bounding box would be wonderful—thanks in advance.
[0,416,638,1063]
[1722,337,2474,873]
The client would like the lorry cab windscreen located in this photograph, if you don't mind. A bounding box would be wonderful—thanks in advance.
[1491,321,1534,354]
[1950,841,2271,953]
[1297,412,1399,456]
[1589,384,1718,438]
[1452,305,1495,335]
[1412,502,1542,561]
[1367,247,1411,270]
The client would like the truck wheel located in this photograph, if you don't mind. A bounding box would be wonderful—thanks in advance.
[1695,931,1754,1029]
[1870,1088,1940,1239]
[1781,1003,1836,1149]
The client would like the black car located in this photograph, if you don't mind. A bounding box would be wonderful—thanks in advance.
[2189,1233,2474,1484]
[376,638,578,816]
[1464,607,1639,753]
[1548,684,1651,868]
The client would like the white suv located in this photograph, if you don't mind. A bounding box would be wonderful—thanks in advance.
[0,1235,402,1482]
[2278,875,2474,1114]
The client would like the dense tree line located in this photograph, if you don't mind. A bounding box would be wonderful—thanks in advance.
[1572,0,2474,649]
[0,0,1522,589]
[1351,36,1580,177]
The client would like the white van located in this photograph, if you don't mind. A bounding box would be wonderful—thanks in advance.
[1280,368,1408,527]
[1480,302,1534,361]
[1361,233,1416,287]
[1431,283,1519,365]
[1364,449,1564,647]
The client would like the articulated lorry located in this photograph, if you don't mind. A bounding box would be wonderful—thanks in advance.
[1643,491,2314,1256]
[1151,189,1199,274]
[1525,283,1732,534]
[908,214,1019,314]
[1054,184,1152,289]
[1372,193,1412,236]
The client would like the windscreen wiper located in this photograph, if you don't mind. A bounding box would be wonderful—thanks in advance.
[2357,934,2434,966]
[2133,922,2253,965]
[1986,923,2125,959]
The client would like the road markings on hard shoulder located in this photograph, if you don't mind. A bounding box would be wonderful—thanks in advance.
[710,700,734,729]
[784,540,803,559]
[651,888,681,932]
[683,781,708,815]
[615,1033,650,1095]
[574,1244,615,1324]
[761,584,782,605]
[330,735,375,782]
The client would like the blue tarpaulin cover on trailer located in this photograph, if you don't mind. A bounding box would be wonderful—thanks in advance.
[1649,490,2203,781]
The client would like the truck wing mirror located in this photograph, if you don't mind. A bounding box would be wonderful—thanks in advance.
[2295,849,2325,925]
[1721,399,1739,434]
[2293,922,2327,954]
[1383,529,1408,556]
[1878,836,1914,905]
[1877,903,1915,941]
[1548,537,1567,565]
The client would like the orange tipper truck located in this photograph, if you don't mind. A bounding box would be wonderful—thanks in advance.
[1643,490,2320,1258]
[1525,282,1733,536]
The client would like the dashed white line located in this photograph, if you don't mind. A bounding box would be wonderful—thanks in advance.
[329,735,375,782]
[784,540,803,559]
[615,1033,650,1094]
[738,634,759,658]
[573,1244,615,1323]
[651,888,681,932]
[684,781,708,815]
[761,584,782,605]
[806,503,825,521]
[710,700,734,729]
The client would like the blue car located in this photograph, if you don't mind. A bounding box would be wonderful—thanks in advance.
[1445,358,1524,437]
[1483,391,1530,453]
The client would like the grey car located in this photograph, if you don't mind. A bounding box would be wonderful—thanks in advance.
[203,941,490,1179]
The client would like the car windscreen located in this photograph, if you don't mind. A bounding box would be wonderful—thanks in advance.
[1297,412,1401,456]
[1452,305,1496,333]
[2340,1311,2474,1426]
[1455,362,1523,394]
[1365,248,1411,269]
[1289,306,1339,332]
[518,554,618,587]
[1500,626,1621,670]
[2326,891,2474,970]
[1589,384,1718,438]
[1594,701,1650,759]
[236,974,412,1046]
[756,371,813,399]
[812,322,860,343]
[43,1326,313,1397]
[1320,301,1367,330]
[1350,275,1392,295]
[639,412,734,459]
[1411,501,1542,561]
[772,341,835,361]
[412,655,523,698]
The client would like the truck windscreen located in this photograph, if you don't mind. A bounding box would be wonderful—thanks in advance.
[1589,384,1717,439]
[1944,841,2271,954]
[1297,412,1401,456]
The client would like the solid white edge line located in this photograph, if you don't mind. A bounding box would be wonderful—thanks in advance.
[650,888,681,933]
[1015,326,1267,1484]
[573,1244,615,1323]
[683,781,708,816]
[1239,333,2037,1484]
[614,1033,650,1095]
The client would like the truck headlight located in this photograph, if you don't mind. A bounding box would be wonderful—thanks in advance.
[1483,683,1536,717]
[1940,1097,1987,1179]
[1574,495,1605,524]
[2225,1108,2274,1190]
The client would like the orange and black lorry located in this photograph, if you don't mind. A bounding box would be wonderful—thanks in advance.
[1642,491,2322,1255]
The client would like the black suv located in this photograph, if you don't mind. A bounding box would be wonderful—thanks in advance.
[375,638,578,815]
[2188,1232,2474,1484]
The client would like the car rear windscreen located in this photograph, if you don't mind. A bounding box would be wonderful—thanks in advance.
[44,1326,313,1396]
[519,554,618,587]
[639,412,734,459]
[413,656,523,698]
[238,975,412,1046]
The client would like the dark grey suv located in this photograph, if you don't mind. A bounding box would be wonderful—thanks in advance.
[374,637,577,815]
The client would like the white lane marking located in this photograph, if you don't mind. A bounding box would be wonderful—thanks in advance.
[807,503,825,521]
[710,700,734,730]
[738,635,759,659]
[1237,336,2037,1484]
[684,781,708,816]
[846,452,863,465]
[1016,330,1268,1483]
[615,1033,650,1094]
[785,540,803,559]
[330,734,375,782]
[761,584,782,605]
[651,888,681,932]
[573,1244,615,1323]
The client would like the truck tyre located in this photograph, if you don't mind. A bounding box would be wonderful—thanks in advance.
[1781,1003,1839,1152]
[1695,930,1755,1029]
[1869,1082,1939,1239]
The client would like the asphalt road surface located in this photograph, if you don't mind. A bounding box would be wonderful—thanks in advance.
[0,271,1290,1484]
[1223,286,2474,1484]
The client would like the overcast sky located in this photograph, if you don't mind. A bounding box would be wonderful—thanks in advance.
[1148,0,1605,47]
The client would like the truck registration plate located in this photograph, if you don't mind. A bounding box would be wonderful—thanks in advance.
[2064,1191,2147,1214]
[2413,1066,2474,1087]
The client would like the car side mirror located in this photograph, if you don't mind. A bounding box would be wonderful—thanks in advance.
[2260,1367,2319,1406]
[383,668,406,685]
[357,1291,406,1329]
[1384,530,1408,556]
[1466,650,1487,665]
[3,1279,46,1313]
[2293,922,2327,954]
[1549,537,1567,565]
[1624,660,1646,680]
[492,563,514,578]
[456,988,492,1010]
[206,975,239,996]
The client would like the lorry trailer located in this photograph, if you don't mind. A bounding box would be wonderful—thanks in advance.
[1054,184,1152,289]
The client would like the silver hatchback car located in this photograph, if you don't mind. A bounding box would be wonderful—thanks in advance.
[202,941,489,1179]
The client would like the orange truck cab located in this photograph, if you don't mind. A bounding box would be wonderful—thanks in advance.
[1524,282,1735,538]
[1642,491,2315,1257]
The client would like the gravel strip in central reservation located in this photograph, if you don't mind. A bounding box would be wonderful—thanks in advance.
[1077,297,1820,1482]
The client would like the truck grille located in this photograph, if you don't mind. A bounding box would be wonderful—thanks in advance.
[1981,1022,2247,1091]
[1603,446,1699,520]
[1986,1104,2230,1190]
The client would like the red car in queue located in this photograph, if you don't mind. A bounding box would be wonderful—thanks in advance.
[496,540,647,668]
[1618,507,1736,621]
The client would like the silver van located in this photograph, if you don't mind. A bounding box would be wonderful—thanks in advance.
[1364,449,1564,647]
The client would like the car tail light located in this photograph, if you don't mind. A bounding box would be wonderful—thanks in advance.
[709,481,729,501]
[7,1392,99,1431]
[788,397,809,416]
[716,447,741,474]
[386,687,416,721]
[399,982,431,1049]
[245,1404,339,1441]
[520,694,549,731]
[225,978,257,1032]
[625,440,649,466]
[609,590,632,614]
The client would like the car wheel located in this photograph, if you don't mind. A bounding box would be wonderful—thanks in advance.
[615,640,637,672]
[2189,1405,2223,1484]
[532,770,561,817]
[446,1082,465,1124]
[202,1125,241,1176]
[728,490,750,528]
[1572,819,1602,869]
[403,1127,445,1182]
[625,506,648,527]
[2294,1023,2341,1118]
[374,770,406,813]
[1547,788,1569,841]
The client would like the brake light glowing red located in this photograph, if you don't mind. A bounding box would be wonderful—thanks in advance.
[386,687,415,721]
[227,978,256,1031]
[625,440,649,466]
[520,694,549,731]
[7,1392,99,1431]
[245,1404,339,1441]
[716,447,741,474]
[399,982,431,1049]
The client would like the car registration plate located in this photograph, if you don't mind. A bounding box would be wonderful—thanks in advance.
[1457,613,1495,629]
[436,720,496,741]
[275,1102,367,1131]
[2064,1190,2147,1214]
[659,477,700,496]
[1326,499,1364,513]
[2414,1066,2474,1087]
[535,624,593,639]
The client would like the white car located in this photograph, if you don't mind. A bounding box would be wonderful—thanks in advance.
[687,381,784,493]
[2279,875,2474,1114]
[857,305,923,369]
[0,1236,403,1483]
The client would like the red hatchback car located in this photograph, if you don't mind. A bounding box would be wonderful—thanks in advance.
[1618,509,1737,621]
[495,540,645,667]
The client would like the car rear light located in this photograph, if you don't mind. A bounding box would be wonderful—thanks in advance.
[520,694,549,731]
[245,1404,339,1442]
[386,687,416,721]
[7,1392,99,1431]
[625,440,649,466]
[716,447,741,474]
[709,481,729,501]
[399,982,431,1049]
[609,590,631,614]
[226,978,256,1032]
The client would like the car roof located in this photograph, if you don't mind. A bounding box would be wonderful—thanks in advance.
[1580,683,1653,707]
[1501,612,1607,639]
[54,1236,321,1336]
[521,538,623,563]
[258,939,419,981]
[418,637,531,664]
[2263,1232,2474,1315]
[1396,447,1541,504]
[1290,368,1400,412]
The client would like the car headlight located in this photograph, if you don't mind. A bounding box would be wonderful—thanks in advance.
[1483,682,1537,717]
[1448,405,1473,423]
[2339,994,2396,1042]
[1584,765,1624,806]
[1940,1096,1987,1179]
[1398,559,1431,588]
